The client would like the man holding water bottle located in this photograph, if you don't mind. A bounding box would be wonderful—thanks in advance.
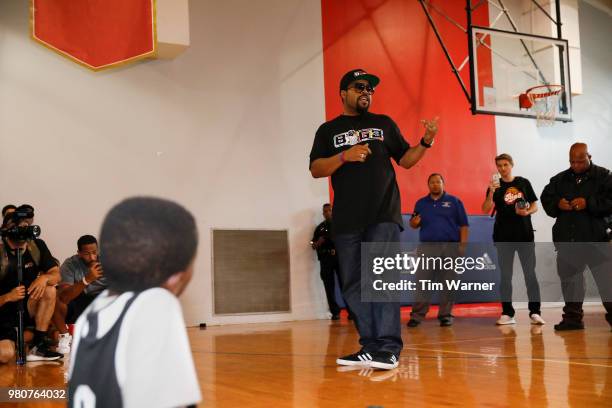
[482,153,544,326]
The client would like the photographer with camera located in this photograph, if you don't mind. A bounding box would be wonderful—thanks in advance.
[481,154,543,326]
[0,206,63,362]
[52,235,107,354]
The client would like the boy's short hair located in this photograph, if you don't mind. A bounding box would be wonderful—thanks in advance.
[100,197,198,292]
[495,153,514,166]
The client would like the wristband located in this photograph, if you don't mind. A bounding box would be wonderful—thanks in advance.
[340,151,346,163]
[420,137,433,148]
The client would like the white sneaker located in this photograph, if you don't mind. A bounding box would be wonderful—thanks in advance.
[496,315,516,325]
[530,314,546,325]
[57,333,72,354]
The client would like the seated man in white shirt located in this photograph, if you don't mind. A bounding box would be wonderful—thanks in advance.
[52,235,107,354]
[68,197,201,408]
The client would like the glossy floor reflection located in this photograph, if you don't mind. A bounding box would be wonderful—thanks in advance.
[0,359,67,407]
[195,306,612,407]
[0,305,610,407]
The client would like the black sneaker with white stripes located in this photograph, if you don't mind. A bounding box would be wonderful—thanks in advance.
[369,351,399,370]
[336,351,373,366]
[27,340,63,362]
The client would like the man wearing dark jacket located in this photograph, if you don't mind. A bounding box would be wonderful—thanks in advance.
[312,204,342,319]
[541,143,612,330]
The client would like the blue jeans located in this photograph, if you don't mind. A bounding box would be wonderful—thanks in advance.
[334,222,403,356]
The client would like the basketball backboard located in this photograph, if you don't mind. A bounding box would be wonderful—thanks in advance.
[470,26,572,122]
[418,0,576,124]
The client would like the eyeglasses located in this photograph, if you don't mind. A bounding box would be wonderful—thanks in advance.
[349,83,375,94]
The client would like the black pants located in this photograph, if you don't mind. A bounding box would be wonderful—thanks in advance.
[320,258,342,316]
[496,243,541,317]
[556,245,612,325]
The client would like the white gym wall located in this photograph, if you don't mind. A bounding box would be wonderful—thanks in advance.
[0,0,330,326]
[0,0,609,326]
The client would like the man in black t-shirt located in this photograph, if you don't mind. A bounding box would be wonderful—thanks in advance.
[309,69,438,370]
[481,153,543,326]
[0,210,63,363]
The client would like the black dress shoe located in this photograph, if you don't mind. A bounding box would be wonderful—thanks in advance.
[407,319,420,328]
[554,320,584,331]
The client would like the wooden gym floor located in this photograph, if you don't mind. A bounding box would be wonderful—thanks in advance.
[1,305,610,407]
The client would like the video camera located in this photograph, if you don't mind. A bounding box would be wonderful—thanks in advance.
[515,198,530,210]
[0,207,41,241]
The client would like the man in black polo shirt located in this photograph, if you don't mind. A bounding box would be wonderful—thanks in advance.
[0,209,63,362]
[309,69,438,370]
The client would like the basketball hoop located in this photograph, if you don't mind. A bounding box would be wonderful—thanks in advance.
[518,85,564,126]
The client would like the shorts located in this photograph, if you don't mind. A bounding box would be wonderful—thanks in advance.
[0,324,16,342]
[0,300,35,342]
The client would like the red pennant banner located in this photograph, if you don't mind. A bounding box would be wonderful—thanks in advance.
[31,0,156,71]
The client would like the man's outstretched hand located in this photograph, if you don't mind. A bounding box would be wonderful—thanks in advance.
[421,116,439,144]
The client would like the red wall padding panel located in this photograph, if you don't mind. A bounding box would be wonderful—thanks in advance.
[321,0,496,214]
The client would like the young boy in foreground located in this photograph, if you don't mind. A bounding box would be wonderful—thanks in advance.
[68,197,201,408]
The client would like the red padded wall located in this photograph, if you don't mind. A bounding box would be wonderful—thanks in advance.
[321,0,496,214]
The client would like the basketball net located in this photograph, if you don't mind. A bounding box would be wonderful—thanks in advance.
[526,85,564,127]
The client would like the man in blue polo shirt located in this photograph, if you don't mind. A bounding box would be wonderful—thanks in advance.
[407,173,469,327]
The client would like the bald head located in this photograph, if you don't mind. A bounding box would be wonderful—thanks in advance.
[569,143,591,174]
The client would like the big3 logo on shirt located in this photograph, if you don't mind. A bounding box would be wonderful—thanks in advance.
[504,187,524,205]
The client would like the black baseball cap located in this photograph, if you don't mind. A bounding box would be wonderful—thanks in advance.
[339,69,380,92]
[2,206,33,227]
[17,204,34,217]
